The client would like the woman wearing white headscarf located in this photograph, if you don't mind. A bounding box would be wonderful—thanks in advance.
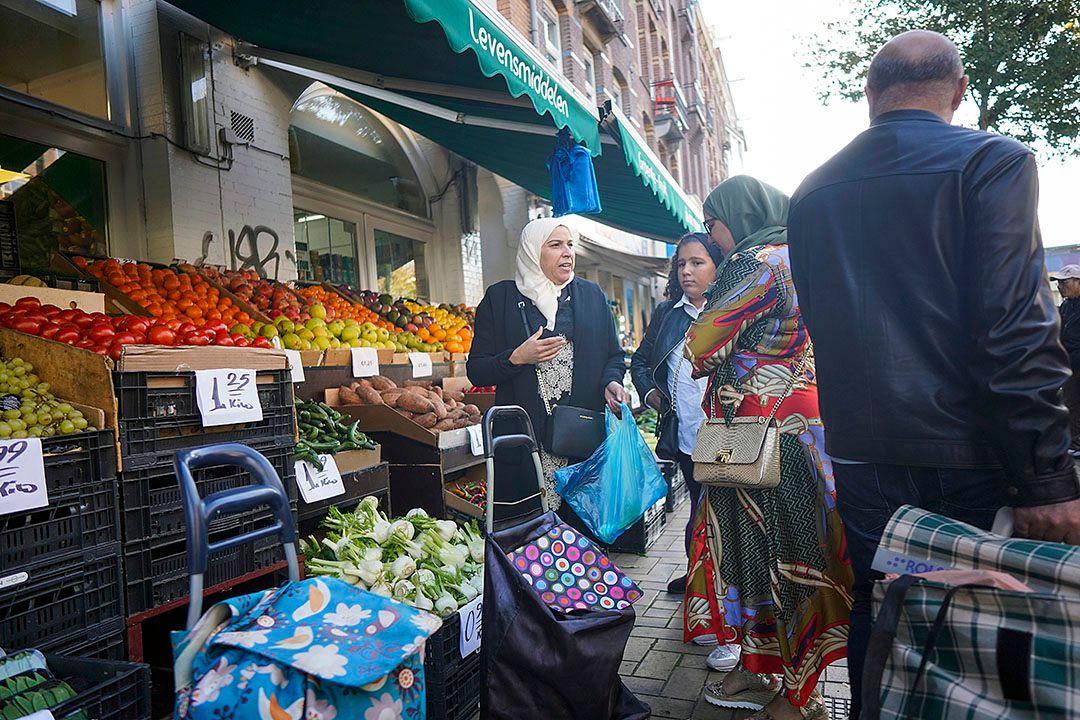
[468,217,629,512]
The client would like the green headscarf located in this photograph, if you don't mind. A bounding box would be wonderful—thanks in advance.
[702,175,790,256]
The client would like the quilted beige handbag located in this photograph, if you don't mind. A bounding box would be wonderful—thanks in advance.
[692,348,810,489]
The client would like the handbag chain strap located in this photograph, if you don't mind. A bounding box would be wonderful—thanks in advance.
[707,341,813,423]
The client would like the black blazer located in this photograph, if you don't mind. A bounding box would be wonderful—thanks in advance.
[467,277,625,450]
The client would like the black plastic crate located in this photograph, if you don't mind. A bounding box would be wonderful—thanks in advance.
[113,368,295,465]
[602,498,668,555]
[666,471,689,513]
[120,441,295,543]
[424,611,482,720]
[124,521,288,615]
[0,544,124,652]
[47,629,127,662]
[46,654,151,720]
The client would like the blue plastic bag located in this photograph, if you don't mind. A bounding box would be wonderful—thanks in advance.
[554,403,667,544]
[547,129,602,216]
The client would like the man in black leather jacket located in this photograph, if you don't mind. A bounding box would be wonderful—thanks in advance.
[789,30,1080,717]
[1050,265,1080,453]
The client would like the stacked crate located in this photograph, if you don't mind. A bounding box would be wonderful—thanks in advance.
[114,367,298,616]
[0,430,124,659]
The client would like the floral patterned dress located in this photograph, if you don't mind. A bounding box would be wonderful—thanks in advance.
[682,243,852,707]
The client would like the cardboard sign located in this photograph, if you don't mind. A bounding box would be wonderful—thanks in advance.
[351,347,380,378]
[195,369,263,427]
[284,349,306,383]
[409,352,433,378]
[466,424,484,457]
[459,594,483,657]
[0,438,47,517]
[295,455,345,503]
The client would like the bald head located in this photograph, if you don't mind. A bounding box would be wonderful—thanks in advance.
[865,30,968,122]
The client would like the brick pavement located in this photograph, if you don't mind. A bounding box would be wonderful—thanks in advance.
[611,505,852,719]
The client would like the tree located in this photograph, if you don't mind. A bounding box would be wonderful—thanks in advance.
[806,1,1080,155]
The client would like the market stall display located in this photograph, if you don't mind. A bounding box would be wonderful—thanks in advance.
[294,397,376,468]
[0,651,149,720]
[335,376,481,431]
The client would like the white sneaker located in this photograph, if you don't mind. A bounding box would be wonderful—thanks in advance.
[706,644,742,672]
[692,634,719,646]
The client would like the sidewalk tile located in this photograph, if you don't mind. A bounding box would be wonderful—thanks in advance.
[634,650,681,680]
[638,695,697,719]
[623,636,654,662]
[622,676,666,696]
[663,666,710,701]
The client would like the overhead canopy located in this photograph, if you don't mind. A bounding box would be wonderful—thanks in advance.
[167,0,701,241]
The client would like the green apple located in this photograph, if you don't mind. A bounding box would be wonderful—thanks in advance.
[309,304,327,320]
[348,338,363,348]
[340,325,360,342]
[304,317,325,331]
[313,336,332,350]
[298,329,315,342]
[260,324,280,339]
[282,332,301,349]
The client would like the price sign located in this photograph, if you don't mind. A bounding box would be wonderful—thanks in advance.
[284,349,306,383]
[466,424,484,457]
[351,347,380,378]
[459,594,483,658]
[409,352,433,378]
[294,455,345,503]
[0,438,47,517]
[195,369,263,427]
[20,710,55,720]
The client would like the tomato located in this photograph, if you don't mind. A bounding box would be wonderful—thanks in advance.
[0,303,9,313]
[54,328,80,344]
[11,318,42,335]
[233,336,250,347]
[182,332,210,347]
[147,326,176,345]
[124,318,151,334]
[87,325,115,344]
[177,322,197,336]
[75,339,96,350]
[108,344,123,362]
[40,324,62,340]
[206,321,228,335]
[213,334,235,347]
[42,305,64,318]
[251,336,272,349]
[113,332,137,345]
[14,297,40,310]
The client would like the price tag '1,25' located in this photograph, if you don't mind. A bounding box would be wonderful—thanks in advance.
[466,424,484,457]
[195,369,264,427]
[294,455,345,503]
[459,594,483,658]
[284,349,306,384]
[0,438,47,517]
[409,352,433,378]
[351,347,380,378]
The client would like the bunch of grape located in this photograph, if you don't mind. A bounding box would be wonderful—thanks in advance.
[0,357,93,438]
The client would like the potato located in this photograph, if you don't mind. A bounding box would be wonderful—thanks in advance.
[430,397,449,419]
[404,380,433,389]
[454,418,473,429]
[449,391,466,403]
[337,387,362,405]
[467,414,482,425]
[369,376,396,391]
[397,392,436,414]
[434,418,457,431]
[404,386,429,397]
[357,385,383,405]
[413,412,438,429]
[428,387,445,401]
[381,389,406,408]
[463,404,480,416]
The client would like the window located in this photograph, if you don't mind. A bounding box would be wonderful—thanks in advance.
[289,86,427,218]
[539,10,561,67]
[583,51,596,101]
[0,0,109,119]
[374,229,428,300]
[293,210,358,285]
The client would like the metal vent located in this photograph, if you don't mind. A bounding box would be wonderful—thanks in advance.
[230,110,255,143]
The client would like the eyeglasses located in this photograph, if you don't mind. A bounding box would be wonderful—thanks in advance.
[704,218,717,233]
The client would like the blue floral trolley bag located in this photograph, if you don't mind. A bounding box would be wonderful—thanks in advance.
[169,444,440,720]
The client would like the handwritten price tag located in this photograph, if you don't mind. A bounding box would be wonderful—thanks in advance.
[466,424,484,457]
[351,347,380,378]
[294,455,345,503]
[459,594,483,658]
[409,352,433,378]
[195,369,263,427]
[284,349,306,383]
[0,438,47,517]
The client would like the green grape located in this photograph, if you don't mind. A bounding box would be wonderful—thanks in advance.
[9,419,25,432]
[26,374,38,386]
[58,420,75,434]
[57,403,73,414]
[28,426,42,437]
[73,418,88,430]
[35,382,48,393]
[11,430,27,439]
[2,409,18,421]
[43,425,56,436]
[10,358,23,367]
[12,366,25,377]
[0,423,11,438]
[69,410,83,420]
[21,413,36,426]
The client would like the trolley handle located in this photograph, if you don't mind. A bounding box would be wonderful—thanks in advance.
[482,405,537,458]
[174,443,300,630]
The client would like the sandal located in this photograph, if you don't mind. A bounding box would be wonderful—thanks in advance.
[703,668,780,710]
[745,690,830,720]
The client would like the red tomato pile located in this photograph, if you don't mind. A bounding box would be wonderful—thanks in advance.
[0,297,273,360]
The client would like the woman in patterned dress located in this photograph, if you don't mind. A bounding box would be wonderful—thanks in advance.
[683,176,852,720]
[467,217,628,515]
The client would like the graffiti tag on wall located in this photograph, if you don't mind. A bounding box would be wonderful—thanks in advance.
[196,225,296,280]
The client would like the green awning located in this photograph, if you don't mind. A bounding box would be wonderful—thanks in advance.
[167,0,700,240]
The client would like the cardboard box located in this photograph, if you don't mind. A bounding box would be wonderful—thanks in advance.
[334,446,382,475]
[299,350,324,367]
[464,392,496,415]
[0,285,105,313]
[322,348,396,367]
[441,376,473,394]
[324,387,470,449]
[49,253,151,317]
[117,344,288,372]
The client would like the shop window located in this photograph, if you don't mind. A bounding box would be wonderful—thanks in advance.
[0,0,109,120]
[374,229,428,300]
[0,132,107,275]
[293,210,358,286]
[539,10,561,67]
[289,87,428,218]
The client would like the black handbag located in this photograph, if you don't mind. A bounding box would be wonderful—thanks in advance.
[518,301,605,460]
[654,407,678,461]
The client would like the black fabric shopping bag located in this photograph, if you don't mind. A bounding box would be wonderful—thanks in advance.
[481,510,650,720]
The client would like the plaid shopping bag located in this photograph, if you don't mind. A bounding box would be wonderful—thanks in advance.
[863,506,1080,720]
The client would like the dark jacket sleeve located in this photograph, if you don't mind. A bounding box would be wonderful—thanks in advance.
[466,286,525,388]
[1059,303,1080,370]
[630,303,667,403]
[968,151,1079,507]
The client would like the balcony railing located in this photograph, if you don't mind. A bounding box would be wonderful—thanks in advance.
[575,0,625,40]
[686,80,708,125]
[652,77,688,128]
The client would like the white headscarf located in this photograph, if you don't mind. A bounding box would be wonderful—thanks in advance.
[515,217,576,331]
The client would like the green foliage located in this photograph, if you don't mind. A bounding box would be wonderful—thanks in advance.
[806,1,1080,155]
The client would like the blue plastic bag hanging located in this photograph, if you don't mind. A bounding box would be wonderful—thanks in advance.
[554,403,667,544]
[547,128,602,216]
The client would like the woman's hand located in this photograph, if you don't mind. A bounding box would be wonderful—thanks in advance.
[605,381,630,416]
[645,389,668,413]
[510,326,565,366]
